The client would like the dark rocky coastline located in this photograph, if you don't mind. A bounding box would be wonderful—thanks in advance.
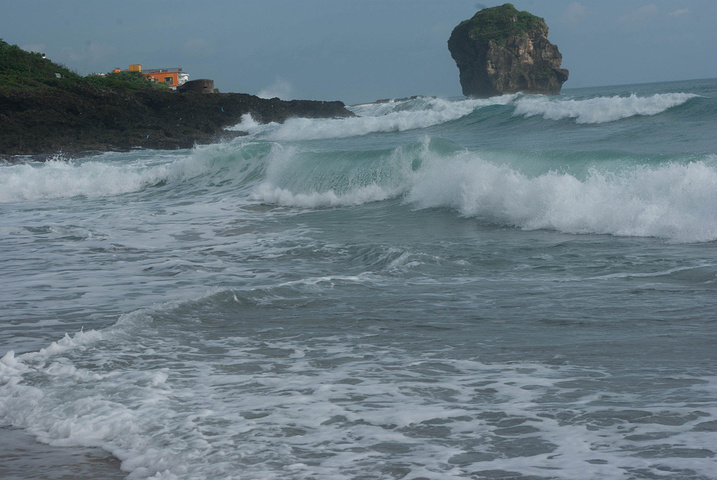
[0,86,353,159]
[0,38,353,159]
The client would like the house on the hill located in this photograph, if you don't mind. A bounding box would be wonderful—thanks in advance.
[114,64,189,90]
[144,67,189,89]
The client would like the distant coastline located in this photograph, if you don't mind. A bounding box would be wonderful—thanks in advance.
[0,40,353,159]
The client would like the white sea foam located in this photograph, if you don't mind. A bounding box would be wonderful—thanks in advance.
[0,155,192,203]
[0,159,161,202]
[36,329,104,358]
[0,145,264,203]
[229,96,516,141]
[226,113,267,135]
[252,183,395,208]
[408,152,717,243]
[514,92,697,124]
[2,320,715,480]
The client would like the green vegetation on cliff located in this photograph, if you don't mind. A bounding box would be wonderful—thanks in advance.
[86,70,170,92]
[0,38,78,89]
[0,38,166,93]
[462,3,546,46]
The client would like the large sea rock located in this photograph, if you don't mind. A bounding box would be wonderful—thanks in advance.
[448,3,568,97]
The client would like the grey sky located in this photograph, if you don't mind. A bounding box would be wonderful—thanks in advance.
[2,0,716,104]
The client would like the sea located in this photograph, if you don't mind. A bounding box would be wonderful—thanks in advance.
[1,78,716,480]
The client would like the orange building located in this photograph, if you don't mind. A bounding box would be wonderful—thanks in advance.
[144,68,185,88]
[113,64,189,89]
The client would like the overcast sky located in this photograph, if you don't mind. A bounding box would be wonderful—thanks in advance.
[2,0,715,104]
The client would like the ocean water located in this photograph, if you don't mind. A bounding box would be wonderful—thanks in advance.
[1,78,716,480]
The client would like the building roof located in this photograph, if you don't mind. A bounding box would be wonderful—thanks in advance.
[143,68,183,74]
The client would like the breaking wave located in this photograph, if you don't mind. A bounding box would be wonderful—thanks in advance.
[513,92,698,124]
[406,151,717,243]
[227,91,699,142]
[253,138,717,243]
[228,95,516,141]
[0,143,271,203]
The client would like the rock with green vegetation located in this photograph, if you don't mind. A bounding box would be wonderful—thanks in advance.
[0,39,353,157]
[447,3,568,97]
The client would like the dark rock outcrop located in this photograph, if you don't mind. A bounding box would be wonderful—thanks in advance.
[0,87,353,157]
[448,3,568,97]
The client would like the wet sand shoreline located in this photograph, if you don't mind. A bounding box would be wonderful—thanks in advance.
[0,427,125,480]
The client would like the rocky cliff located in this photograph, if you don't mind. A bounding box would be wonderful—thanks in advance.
[0,87,353,157]
[0,39,353,158]
[447,3,568,97]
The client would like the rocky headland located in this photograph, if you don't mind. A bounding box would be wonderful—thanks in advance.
[0,40,353,159]
[447,3,568,97]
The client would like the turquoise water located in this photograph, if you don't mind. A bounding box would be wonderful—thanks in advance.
[1,79,716,479]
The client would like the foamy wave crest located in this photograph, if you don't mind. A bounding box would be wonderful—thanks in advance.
[0,150,242,203]
[253,183,395,208]
[0,157,181,203]
[408,153,717,243]
[230,96,516,141]
[0,329,104,388]
[514,92,697,124]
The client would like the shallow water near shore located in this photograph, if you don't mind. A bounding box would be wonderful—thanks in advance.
[0,428,124,480]
[1,79,716,479]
